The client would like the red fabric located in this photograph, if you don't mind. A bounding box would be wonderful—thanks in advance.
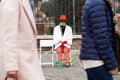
[56,41,69,63]
[61,41,67,49]
[56,47,70,63]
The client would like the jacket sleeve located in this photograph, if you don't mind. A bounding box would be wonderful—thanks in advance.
[53,26,62,47]
[53,27,58,45]
[2,0,19,71]
[90,4,118,70]
[67,27,72,46]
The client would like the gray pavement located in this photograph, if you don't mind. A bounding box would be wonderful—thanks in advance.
[41,51,120,80]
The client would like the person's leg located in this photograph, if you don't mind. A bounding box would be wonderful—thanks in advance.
[56,47,62,61]
[85,70,93,80]
[56,47,63,69]
[85,65,114,80]
[63,47,70,66]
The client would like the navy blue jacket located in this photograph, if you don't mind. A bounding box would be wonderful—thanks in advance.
[79,0,118,70]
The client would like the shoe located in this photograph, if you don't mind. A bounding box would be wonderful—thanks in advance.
[58,61,62,69]
[65,63,70,68]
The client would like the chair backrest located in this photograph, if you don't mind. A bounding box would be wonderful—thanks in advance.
[39,40,53,52]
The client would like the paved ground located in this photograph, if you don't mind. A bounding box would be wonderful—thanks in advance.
[41,51,120,80]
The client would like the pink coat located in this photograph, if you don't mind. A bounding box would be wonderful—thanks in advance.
[0,0,45,80]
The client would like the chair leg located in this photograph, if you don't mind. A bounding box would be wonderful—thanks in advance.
[52,54,54,67]
[39,52,42,65]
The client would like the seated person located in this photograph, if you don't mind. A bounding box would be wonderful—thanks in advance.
[53,15,72,68]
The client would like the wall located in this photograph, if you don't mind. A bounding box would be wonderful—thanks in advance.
[37,35,81,50]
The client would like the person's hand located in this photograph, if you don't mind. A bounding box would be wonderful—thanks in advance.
[58,40,62,43]
[113,14,120,24]
[6,70,19,79]
[109,68,118,75]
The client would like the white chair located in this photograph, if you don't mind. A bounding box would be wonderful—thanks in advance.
[39,40,54,67]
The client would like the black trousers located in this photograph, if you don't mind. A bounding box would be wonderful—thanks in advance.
[85,65,113,80]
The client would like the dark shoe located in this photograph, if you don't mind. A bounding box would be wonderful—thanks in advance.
[65,63,70,68]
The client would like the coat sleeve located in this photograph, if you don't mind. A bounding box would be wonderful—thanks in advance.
[2,0,19,71]
[67,27,72,46]
[90,4,118,70]
[53,27,57,45]
[53,26,61,46]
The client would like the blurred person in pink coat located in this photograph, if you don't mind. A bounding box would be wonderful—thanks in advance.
[0,0,45,80]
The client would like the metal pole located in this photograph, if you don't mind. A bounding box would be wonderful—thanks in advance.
[73,0,76,34]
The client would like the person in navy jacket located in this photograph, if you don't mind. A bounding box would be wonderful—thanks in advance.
[79,0,118,80]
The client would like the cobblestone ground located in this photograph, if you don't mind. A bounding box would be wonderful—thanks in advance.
[41,51,120,80]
